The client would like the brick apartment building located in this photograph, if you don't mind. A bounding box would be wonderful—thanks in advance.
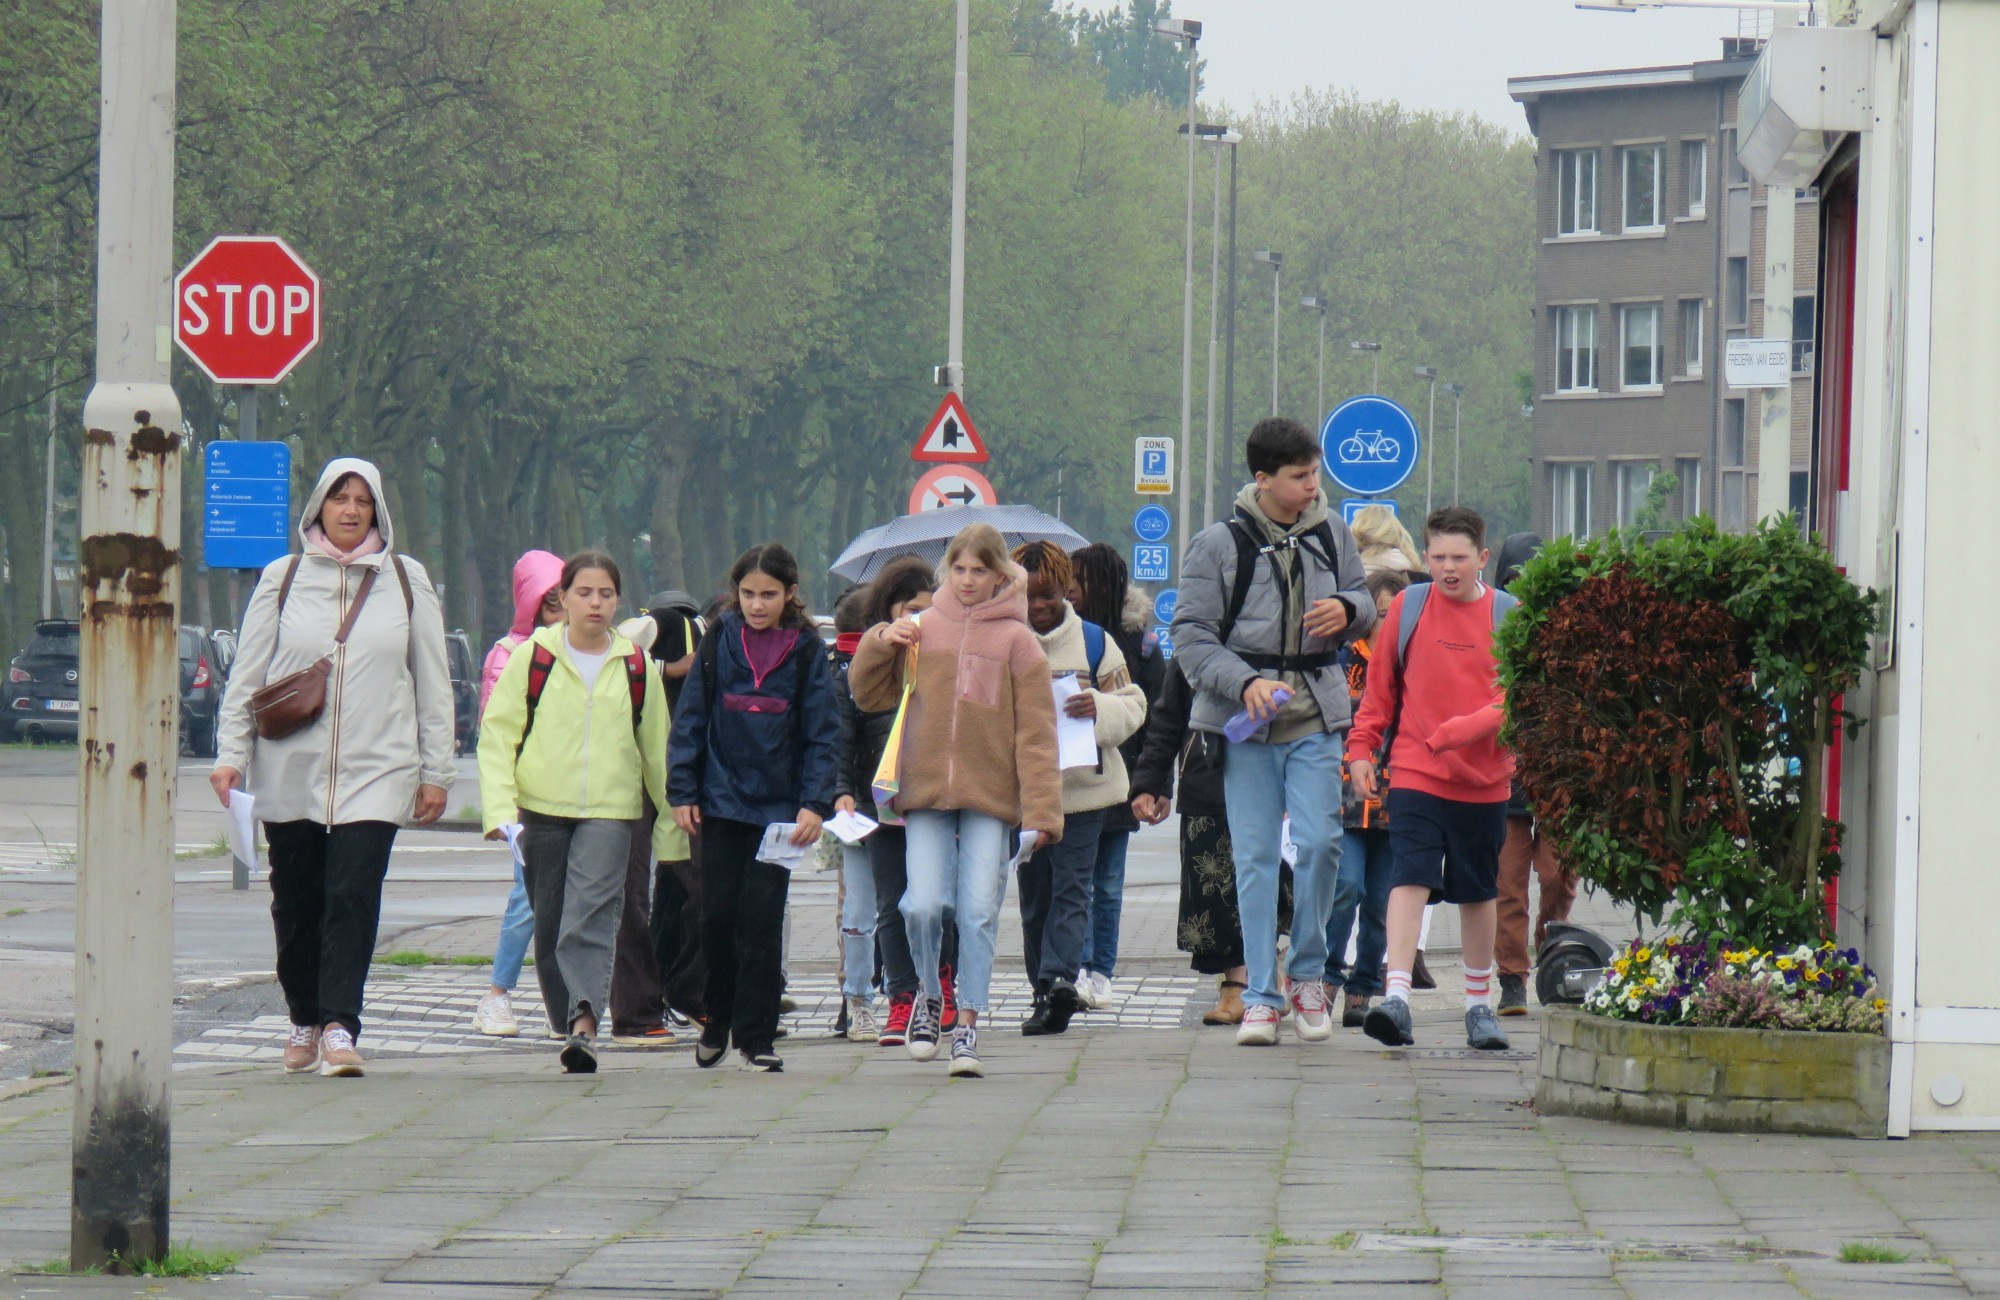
[1508,44,1818,539]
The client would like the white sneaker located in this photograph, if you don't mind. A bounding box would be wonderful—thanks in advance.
[473,991,520,1037]
[1074,976,1101,1010]
[846,997,880,1043]
[1088,971,1114,1006]
[1289,980,1334,1042]
[1236,1003,1282,1047]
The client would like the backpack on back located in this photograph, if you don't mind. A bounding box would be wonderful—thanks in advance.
[516,642,647,759]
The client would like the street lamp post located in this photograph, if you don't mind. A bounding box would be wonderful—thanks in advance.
[1413,365,1439,515]
[1300,295,1328,433]
[1440,381,1465,504]
[943,0,969,397]
[1181,122,1239,530]
[1350,340,1381,394]
[1156,16,1202,572]
[1253,250,1282,416]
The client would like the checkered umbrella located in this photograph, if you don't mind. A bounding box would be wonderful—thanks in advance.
[830,504,1089,583]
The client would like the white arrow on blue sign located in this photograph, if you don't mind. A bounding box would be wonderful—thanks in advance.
[1153,588,1178,625]
[1132,504,1171,543]
[205,441,292,569]
[1132,544,1170,583]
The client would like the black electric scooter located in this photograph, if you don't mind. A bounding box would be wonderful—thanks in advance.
[1534,921,1619,1006]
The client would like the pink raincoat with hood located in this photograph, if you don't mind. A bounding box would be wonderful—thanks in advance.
[480,550,565,714]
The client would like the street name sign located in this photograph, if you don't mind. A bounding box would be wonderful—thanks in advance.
[909,464,998,513]
[1321,396,1420,496]
[175,236,322,384]
[911,392,989,463]
[1724,338,1792,388]
[1134,436,1174,494]
[205,441,292,569]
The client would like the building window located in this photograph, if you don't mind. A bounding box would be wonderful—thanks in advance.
[1722,398,1747,464]
[1622,145,1664,231]
[1720,472,1749,531]
[1676,457,1704,519]
[1725,257,1749,327]
[1614,461,1658,529]
[1793,293,1815,374]
[1680,298,1705,377]
[1551,463,1593,540]
[1684,139,1708,217]
[1556,148,1598,236]
[1621,303,1663,389]
[1724,128,1749,185]
[1790,469,1811,525]
[1555,305,1597,392]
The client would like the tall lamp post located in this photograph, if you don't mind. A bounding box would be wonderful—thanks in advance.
[1413,365,1439,515]
[1181,122,1239,529]
[1300,295,1328,433]
[1350,340,1381,394]
[1440,381,1465,504]
[941,0,969,397]
[1156,16,1202,573]
[1253,249,1282,416]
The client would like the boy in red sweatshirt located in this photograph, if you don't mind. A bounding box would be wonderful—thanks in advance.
[1345,506,1515,1051]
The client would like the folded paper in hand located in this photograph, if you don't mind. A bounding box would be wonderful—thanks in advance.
[224,790,259,870]
[1051,673,1099,770]
[1006,829,1042,873]
[826,810,880,845]
[757,823,813,869]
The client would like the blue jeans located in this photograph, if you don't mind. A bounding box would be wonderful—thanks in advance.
[1220,729,1345,1010]
[1079,829,1131,978]
[902,809,1010,1014]
[839,842,878,1000]
[1324,826,1392,996]
[491,844,535,992]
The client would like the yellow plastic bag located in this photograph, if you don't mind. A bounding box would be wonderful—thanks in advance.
[870,638,918,811]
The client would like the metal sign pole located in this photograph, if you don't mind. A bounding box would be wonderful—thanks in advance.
[73,0,180,1270]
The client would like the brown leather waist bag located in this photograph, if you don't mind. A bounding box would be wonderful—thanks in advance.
[249,565,378,741]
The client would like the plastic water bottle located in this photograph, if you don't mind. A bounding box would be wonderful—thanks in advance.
[1223,687,1291,742]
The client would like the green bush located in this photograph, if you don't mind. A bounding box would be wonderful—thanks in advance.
[1496,517,1876,950]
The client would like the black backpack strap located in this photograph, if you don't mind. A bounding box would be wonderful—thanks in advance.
[700,623,722,714]
[1217,518,1260,649]
[1219,509,1348,675]
[515,642,557,760]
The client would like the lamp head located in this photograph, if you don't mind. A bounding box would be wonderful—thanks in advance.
[1153,17,1202,40]
[1252,249,1283,268]
[1413,365,1438,381]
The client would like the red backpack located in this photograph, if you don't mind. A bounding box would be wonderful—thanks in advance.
[514,642,647,758]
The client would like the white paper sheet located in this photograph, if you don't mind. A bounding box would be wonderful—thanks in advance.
[1280,815,1297,868]
[756,822,814,869]
[1051,673,1100,770]
[224,789,259,869]
[499,821,525,868]
[826,809,880,845]
[1006,829,1043,872]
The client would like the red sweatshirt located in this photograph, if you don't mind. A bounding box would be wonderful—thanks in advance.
[1344,584,1514,804]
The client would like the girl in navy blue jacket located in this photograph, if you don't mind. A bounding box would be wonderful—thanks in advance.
[669,543,839,1071]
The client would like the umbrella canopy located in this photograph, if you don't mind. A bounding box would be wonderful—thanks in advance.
[830,504,1089,583]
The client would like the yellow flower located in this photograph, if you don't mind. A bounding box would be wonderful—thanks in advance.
[1874,999,1888,1012]
[1775,957,1794,971]
[1635,947,1652,963]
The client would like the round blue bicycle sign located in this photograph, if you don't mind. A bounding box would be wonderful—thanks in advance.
[1320,396,1420,496]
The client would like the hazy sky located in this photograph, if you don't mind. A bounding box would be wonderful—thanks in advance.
[1143,1,1755,133]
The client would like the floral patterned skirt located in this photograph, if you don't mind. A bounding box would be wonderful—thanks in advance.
[1177,814,1293,975]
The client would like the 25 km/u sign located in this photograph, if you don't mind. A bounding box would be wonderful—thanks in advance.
[175,236,322,385]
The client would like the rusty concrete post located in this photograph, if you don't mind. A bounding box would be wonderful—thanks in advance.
[73,0,181,1271]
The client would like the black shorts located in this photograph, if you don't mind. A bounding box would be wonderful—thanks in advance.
[1384,789,1509,905]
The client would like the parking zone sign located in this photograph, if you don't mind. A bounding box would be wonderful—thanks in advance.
[1134,436,1174,494]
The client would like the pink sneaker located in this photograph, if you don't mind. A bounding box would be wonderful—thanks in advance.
[1236,1003,1281,1046]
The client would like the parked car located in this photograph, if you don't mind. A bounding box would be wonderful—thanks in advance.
[178,625,233,757]
[3,620,81,743]
[446,630,478,756]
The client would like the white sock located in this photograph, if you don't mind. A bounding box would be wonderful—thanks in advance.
[1464,963,1493,1010]
[1385,970,1413,1004]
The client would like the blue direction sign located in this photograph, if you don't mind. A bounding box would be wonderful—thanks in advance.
[1153,588,1178,625]
[1152,625,1174,660]
[205,441,292,569]
[1341,498,1398,527]
[1321,396,1420,496]
[1132,504,1171,543]
[1132,544,1170,583]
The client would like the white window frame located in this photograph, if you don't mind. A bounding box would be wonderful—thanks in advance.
[1551,462,1593,540]
[1684,139,1708,217]
[1614,461,1658,530]
[1556,148,1598,236]
[1620,303,1664,390]
[1680,298,1705,378]
[1555,305,1598,393]
[1622,144,1665,232]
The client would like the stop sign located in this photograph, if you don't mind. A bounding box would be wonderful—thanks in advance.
[174,236,321,384]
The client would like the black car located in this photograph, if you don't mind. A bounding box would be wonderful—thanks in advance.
[178,625,234,757]
[3,620,81,742]
[446,630,479,756]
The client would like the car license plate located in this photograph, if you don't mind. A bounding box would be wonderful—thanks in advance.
[45,699,78,713]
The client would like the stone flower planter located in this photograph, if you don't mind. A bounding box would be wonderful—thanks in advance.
[1535,1008,1889,1139]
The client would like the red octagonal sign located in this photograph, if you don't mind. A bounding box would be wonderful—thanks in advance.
[174,235,322,385]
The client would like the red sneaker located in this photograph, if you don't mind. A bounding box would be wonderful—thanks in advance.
[879,992,914,1047]
[940,964,959,1031]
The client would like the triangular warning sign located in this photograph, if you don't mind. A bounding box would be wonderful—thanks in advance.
[911,392,989,463]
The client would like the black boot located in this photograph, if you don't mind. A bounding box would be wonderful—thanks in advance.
[1021,988,1052,1036]
[1043,977,1081,1034]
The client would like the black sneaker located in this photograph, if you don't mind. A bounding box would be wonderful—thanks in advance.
[948,1025,983,1078]
[907,996,942,1061]
[1020,992,1051,1037]
[559,1033,598,1074]
[1363,997,1415,1047]
[694,1027,728,1069]
[1042,977,1081,1034]
[1497,974,1529,1017]
[1466,1004,1510,1051]
[742,1048,783,1072]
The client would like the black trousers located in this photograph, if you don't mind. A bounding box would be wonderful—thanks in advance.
[700,817,791,1054]
[650,840,707,1022]
[1017,809,1106,990]
[609,799,665,1035]
[266,819,399,1038]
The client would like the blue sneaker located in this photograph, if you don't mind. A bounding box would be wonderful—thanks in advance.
[1465,1004,1510,1051]
[1363,997,1415,1047]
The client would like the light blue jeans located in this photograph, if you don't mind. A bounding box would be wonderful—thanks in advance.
[840,842,878,1001]
[1220,729,1346,1010]
[901,809,1010,1013]
[491,845,535,991]
[1079,829,1131,978]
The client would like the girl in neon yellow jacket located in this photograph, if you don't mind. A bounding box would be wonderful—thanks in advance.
[476,551,683,1072]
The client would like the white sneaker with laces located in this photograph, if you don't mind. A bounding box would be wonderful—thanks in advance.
[845,997,880,1043]
[948,1025,983,1078]
[1088,971,1114,1007]
[473,991,520,1037]
[1074,975,1101,1010]
[1289,980,1335,1042]
[1236,1003,1282,1047]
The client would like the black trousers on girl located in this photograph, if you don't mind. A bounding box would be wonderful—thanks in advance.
[266,819,399,1038]
[700,816,791,1055]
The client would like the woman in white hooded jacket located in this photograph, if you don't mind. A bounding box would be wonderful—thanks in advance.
[212,457,456,1078]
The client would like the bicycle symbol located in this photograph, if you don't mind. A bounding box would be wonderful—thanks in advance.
[1337,428,1402,464]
